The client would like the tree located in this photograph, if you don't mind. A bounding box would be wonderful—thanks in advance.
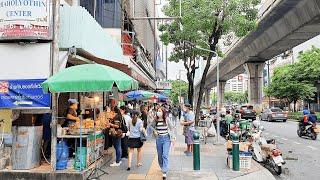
[265,65,316,111]
[169,80,188,104]
[160,0,260,123]
[224,91,247,104]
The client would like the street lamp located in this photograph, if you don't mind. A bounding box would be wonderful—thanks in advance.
[183,41,221,143]
[178,69,186,104]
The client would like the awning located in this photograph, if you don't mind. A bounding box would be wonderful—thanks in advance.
[42,64,139,93]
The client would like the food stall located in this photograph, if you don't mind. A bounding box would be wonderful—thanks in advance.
[42,64,138,177]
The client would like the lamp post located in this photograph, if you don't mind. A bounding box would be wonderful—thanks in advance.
[178,69,186,104]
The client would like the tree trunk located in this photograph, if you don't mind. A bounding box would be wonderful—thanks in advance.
[293,100,297,112]
[194,47,216,125]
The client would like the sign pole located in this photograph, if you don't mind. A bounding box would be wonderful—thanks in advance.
[50,0,60,172]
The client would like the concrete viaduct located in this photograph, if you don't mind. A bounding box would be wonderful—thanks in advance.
[195,0,320,109]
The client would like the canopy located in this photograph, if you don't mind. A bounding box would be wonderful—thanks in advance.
[124,90,157,101]
[42,64,139,93]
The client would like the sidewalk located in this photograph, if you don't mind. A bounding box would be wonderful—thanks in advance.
[100,125,276,180]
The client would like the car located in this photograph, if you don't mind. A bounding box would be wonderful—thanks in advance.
[260,107,288,122]
[239,105,256,121]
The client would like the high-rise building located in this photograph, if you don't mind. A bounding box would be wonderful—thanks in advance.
[225,74,248,93]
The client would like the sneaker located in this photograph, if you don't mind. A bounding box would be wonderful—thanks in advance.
[110,161,121,167]
[162,173,167,179]
[186,152,193,157]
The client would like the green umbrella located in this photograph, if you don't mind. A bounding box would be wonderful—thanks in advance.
[42,64,139,93]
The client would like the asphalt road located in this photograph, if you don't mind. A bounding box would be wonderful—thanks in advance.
[259,120,320,180]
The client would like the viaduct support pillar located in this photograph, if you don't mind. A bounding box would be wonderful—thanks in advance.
[244,62,265,112]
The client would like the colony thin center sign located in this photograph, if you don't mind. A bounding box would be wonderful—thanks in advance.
[0,0,52,40]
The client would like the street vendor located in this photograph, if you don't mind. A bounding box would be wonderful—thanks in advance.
[62,99,80,127]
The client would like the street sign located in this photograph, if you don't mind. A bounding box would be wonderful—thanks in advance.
[0,79,50,108]
[0,0,53,41]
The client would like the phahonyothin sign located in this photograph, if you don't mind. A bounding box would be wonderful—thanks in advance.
[0,0,52,41]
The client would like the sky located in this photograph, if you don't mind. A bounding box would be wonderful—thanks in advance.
[157,0,187,82]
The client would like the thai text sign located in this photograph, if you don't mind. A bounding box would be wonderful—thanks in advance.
[0,0,52,40]
[0,79,51,108]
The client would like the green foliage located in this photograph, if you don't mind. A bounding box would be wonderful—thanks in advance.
[265,48,320,108]
[159,0,260,63]
[224,91,248,104]
[169,80,188,104]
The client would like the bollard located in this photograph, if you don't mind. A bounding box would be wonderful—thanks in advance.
[193,131,200,170]
[231,133,240,171]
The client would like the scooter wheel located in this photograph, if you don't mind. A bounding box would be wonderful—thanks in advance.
[275,165,282,175]
[311,133,317,140]
[297,129,302,137]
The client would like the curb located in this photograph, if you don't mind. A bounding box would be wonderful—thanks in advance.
[229,168,276,180]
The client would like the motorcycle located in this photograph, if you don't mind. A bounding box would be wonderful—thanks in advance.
[249,128,285,175]
[297,122,319,140]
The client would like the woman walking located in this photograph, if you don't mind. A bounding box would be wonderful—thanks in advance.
[151,107,176,179]
[109,107,123,167]
[127,110,145,171]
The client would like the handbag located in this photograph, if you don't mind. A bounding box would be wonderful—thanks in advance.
[140,131,147,142]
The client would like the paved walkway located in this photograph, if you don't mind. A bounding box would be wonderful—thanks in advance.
[99,125,275,180]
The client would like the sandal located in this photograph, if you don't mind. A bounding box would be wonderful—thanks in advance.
[137,163,142,167]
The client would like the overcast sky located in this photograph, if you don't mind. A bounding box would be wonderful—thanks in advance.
[157,1,187,82]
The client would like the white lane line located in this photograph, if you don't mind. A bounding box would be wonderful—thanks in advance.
[293,141,301,145]
[281,138,288,141]
[307,146,318,150]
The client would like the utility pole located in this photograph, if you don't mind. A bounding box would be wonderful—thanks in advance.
[50,0,60,171]
[166,45,168,80]
[267,60,271,108]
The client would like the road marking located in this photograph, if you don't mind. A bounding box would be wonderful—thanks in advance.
[293,141,301,145]
[281,138,288,141]
[274,135,278,138]
[307,146,318,150]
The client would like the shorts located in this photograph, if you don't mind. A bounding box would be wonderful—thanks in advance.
[185,129,194,145]
[127,138,143,148]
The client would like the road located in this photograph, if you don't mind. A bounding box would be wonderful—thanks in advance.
[260,120,320,180]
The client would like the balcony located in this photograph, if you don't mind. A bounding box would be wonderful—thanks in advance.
[59,5,125,64]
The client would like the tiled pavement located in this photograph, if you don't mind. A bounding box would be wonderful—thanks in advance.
[98,125,275,180]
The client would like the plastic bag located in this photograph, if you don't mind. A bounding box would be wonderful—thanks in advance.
[207,123,216,137]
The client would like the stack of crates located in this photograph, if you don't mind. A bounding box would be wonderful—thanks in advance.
[227,152,252,169]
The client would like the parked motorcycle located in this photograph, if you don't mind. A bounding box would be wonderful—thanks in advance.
[249,127,285,175]
[297,122,318,140]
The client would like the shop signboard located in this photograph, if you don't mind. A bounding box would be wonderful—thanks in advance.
[0,79,50,108]
[0,0,53,41]
[156,81,172,90]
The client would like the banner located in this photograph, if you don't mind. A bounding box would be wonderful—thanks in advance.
[0,79,50,108]
[0,0,52,40]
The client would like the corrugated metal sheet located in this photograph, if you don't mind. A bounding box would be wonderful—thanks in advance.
[59,6,125,64]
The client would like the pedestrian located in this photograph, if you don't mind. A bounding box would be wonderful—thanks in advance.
[140,105,148,129]
[151,107,176,179]
[109,107,123,167]
[180,103,195,156]
[171,105,179,127]
[120,106,131,159]
[127,110,145,171]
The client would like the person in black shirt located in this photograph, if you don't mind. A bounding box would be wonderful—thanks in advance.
[62,99,80,127]
[140,105,148,129]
